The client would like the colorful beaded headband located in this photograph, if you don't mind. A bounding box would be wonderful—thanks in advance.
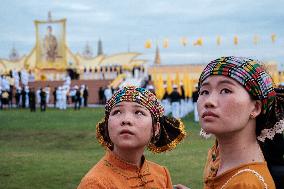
[105,86,164,121]
[199,56,276,115]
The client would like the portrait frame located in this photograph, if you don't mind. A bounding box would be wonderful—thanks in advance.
[35,19,67,69]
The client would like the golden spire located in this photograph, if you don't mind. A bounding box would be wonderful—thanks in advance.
[48,11,52,22]
[154,45,161,65]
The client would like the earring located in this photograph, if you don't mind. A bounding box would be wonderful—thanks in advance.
[200,128,212,139]
[250,113,256,119]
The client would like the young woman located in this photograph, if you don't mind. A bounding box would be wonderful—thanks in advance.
[77,86,186,188]
[175,56,283,189]
[199,56,284,189]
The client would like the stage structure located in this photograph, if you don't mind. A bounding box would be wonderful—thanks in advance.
[0,12,147,82]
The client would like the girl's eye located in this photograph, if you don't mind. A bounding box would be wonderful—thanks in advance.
[199,90,209,95]
[110,109,120,115]
[220,88,232,94]
[135,110,145,116]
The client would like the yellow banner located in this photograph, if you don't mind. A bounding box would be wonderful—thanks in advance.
[180,37,188,46]
[145,39,152,48]
[271,33,276,43]
[216,36,221,45]
[233,36,238,45]
[163,38,169,48]
[193,38,203,46]
[253,34,260,45]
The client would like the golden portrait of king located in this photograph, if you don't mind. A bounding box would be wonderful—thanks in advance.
[35,18,67,70]
[43,25,58,62]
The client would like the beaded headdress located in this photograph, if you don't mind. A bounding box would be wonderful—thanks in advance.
[198,56,284,142]
[96,86,186,153]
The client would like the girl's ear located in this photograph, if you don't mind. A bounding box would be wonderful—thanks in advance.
[150,122,161,144]
[251,100,262,118]
[154,122,161,136]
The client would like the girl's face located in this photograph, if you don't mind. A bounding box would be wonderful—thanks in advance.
[197,75,259,137]
[108,101,158,152]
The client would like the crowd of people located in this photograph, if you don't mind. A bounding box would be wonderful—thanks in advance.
[0,83,89,112]
[80,65,146,80]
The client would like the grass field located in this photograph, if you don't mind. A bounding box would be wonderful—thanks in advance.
[0,108,214,189]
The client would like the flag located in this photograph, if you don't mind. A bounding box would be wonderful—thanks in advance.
[174,73,181,94]
[281,72,284,84]
[271,33,276,43]
[233,36,238,45]
[166,74,173,94]
[216,36,221,46]
[253,34,260,45]
[156,74,164,99]
[183,74,191,97]
[145,40,152,48]
[193,38,203,46]
[180,37,188,46]
[163,38,169,48]
[272,73,280,86]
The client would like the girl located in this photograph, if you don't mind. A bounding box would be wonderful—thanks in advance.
[77,86,186,188]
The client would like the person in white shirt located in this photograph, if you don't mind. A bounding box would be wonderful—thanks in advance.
[104,86,113,101]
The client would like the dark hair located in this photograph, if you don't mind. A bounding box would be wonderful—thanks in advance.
[259,88,284,188]
[252,89,284,164]
[103,118,114,150]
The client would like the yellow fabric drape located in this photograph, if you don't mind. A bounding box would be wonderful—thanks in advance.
[183,74,192,97]
[272,73,280,86]
[174,73,181,94]
[155,74,164,99]
[280,72,284,84]
[166,74,173,94]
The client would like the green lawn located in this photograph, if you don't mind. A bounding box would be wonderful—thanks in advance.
[0,108,214,189]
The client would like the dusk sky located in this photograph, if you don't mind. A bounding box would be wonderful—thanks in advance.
[1,0,284,69]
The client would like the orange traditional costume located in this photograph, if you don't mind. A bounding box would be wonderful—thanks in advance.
[203,143,275,189]
[77,150,172,188]
[77,86,186,189]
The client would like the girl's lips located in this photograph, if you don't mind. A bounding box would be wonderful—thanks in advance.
[120,129,134,135]
[202,111,219,118]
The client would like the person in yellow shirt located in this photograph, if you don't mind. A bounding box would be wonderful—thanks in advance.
[77,86,186,189]
[175,56,284,189]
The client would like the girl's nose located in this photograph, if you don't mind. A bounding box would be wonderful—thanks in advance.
[120,113,133,126]
[204,93,217,108]
[121,120,131,126]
